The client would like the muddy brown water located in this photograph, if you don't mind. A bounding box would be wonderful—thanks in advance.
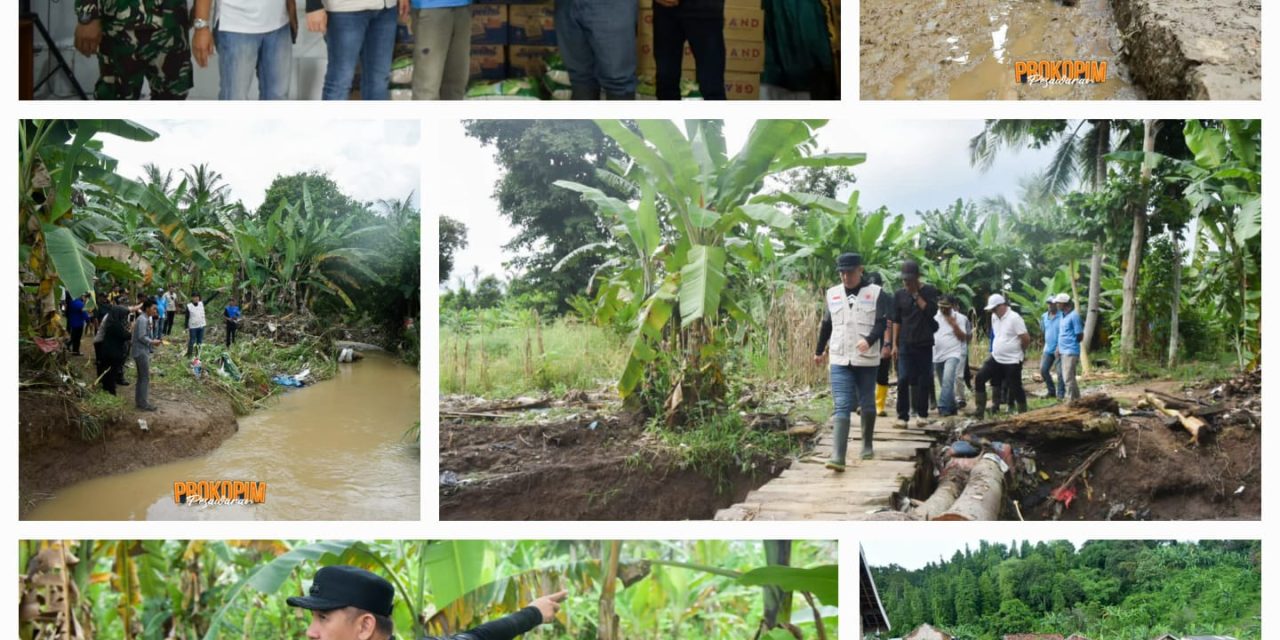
[862,0,1139,99]
[27,354,420,521]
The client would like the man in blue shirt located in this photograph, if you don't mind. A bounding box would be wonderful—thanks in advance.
[1055,293,1084,401]
[1039,295,1064,400]
[154,288,168,340]
[67,293,90,355]
[224,298,242,347]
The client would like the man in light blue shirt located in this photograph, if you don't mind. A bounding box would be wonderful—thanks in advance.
[1039,295,1064,400]
[1056,293,1084,401]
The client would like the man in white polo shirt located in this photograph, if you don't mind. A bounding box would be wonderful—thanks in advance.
[974,293,1030,418]
[192,0,297,99]
[931,296,970,417]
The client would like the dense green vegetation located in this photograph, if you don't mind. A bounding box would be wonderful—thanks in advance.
[444,119,1260,409]
[18,120,421,420]
[870,540,1261,640]
[19,540,837,640]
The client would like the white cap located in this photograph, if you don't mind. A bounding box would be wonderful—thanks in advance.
[1046,294,1057,303]
[1055,293,1071,304]
[985,293,1007,311]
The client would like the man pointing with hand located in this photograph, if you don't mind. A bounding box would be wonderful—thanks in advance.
[289,564,567,640]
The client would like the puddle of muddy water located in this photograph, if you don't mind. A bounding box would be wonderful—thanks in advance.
[867,0,1139,99]
[28,354,420,521]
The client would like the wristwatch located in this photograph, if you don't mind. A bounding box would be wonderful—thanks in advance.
[193,18,211,30]
[78,13,97,25]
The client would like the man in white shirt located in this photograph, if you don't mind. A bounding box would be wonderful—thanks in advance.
[974,293,1030,418]
[192,0,297,99]
[931,296,970,417]
[186,292,208,357]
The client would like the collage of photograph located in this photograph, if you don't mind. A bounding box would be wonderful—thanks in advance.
[11,0,1267,639]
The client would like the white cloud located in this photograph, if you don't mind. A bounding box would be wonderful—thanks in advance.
[99,120,422,213]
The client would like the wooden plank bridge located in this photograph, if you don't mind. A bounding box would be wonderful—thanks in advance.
[715,415,946,520]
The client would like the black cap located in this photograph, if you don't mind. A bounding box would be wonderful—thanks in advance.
[287,566,395,617]
[836,253,862,271]
[900,260,921,279]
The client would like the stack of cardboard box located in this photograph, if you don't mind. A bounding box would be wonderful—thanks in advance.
[636,0,765,99]
[470,0,557,81]
[465,0,764,99]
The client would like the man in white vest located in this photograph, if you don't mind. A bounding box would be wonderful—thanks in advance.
[813,253,892,470]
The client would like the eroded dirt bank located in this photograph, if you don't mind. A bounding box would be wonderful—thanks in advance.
[19,388,238,517]
[1112,0,1260,99]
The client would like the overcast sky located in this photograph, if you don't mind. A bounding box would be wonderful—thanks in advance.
[431,119,1061,288]
[864,537,1097,571]
[100,120,422,212]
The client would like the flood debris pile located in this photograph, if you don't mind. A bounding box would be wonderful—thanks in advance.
[871,372,1260,521]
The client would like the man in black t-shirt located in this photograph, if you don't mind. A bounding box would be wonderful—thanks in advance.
[889,260,939,428]
[289,565,566,640]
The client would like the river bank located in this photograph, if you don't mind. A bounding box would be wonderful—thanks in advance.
[19,327,420,520]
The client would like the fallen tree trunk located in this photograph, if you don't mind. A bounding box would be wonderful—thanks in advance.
[913,465,969,519]
[935,456,1005,521]
[966,395,1119,444]
[1145,392,1208,445]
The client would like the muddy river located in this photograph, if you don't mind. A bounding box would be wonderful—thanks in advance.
[861,0,1139,99]
[28,354,420,521]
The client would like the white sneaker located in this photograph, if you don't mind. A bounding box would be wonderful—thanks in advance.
[913,417,929,429]
[893,418,908,429]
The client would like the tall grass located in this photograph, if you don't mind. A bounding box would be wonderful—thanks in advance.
[439,317,625,397]
[745,287,825,389]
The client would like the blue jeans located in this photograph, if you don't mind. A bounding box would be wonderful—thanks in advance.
[323,8,398,100]
[933,358,961,416]
[555,0,637,97]
[187,326,205,355]
[1040,351,1065,398]
[831,364,877,419]
[216,24,293,100]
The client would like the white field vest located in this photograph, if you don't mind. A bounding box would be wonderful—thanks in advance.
[826,283,883,367]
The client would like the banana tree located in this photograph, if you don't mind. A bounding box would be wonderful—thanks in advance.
[18,120,158,337]
[1168,120,1261,369]
[557,120,865,418]
[761,190,918,293]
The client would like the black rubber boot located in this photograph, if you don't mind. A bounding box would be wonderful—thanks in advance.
[860,412,876,459]
[571,84,600,100]
[604,91,635,100]
[826,414,850,471]
[973,389,986,419]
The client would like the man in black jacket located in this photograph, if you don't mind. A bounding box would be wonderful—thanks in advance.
[288,565,566,640]
[889,260,939,428]
[653,0,726,100]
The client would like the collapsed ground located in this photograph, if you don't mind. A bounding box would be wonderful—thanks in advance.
[860,0,1259,100]
[441,368,1261,521]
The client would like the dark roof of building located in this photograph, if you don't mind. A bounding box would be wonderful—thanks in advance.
[860,547,890,633]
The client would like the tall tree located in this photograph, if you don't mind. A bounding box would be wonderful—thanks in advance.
[1118,120,1160,370]
[970,119,1138,372]
[439,215,468,283]
[463,120,617,312]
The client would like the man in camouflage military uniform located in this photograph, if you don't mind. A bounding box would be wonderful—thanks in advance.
[74,0,193,100]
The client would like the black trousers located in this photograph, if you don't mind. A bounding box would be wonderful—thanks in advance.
[653,3,726,100]
[225,320,238,347]
[68,325,84,354]
[975,357,1026,407]
[896,344,932,420]
[164,311,176,335]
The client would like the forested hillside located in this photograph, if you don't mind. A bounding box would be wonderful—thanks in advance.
[871,540,1260,640]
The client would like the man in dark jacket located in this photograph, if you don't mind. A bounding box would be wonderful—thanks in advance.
[288,565,567,640]
[653,0,726,100]
[889,260,939,428]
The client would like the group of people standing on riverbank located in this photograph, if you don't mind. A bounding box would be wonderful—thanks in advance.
[64,287,245,412]
[814,253,1086,470]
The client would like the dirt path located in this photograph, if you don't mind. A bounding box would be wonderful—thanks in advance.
[861,0,1138,99]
